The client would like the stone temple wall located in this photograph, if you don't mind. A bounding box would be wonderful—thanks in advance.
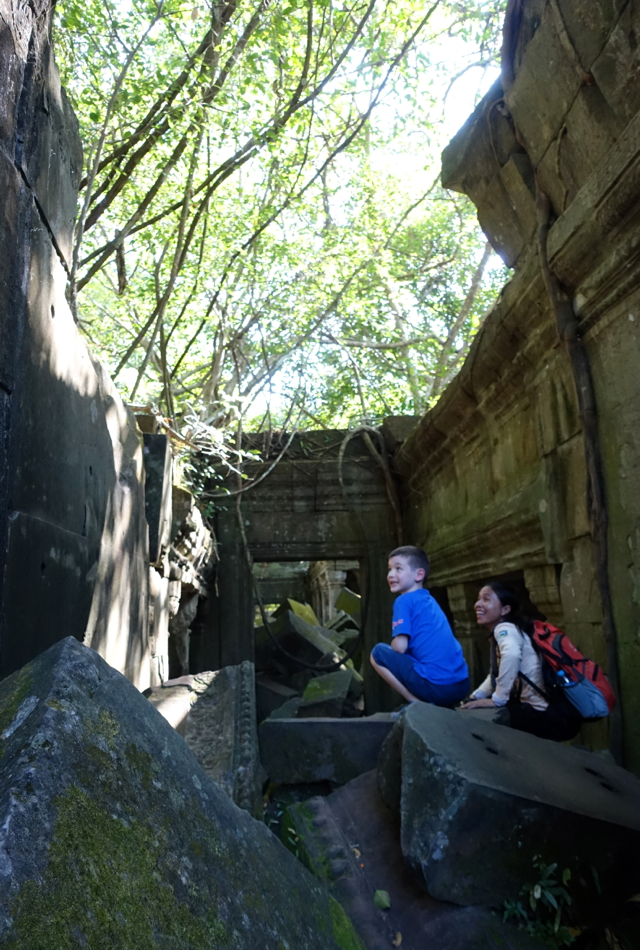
[0,0,150,686]
[397,0,640,770]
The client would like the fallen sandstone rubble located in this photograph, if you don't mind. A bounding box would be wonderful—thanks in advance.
[279,705,640,946]
[140,599,640,949]
[4,638,639,949]
[282,771,545,950]
[254,594,365,721]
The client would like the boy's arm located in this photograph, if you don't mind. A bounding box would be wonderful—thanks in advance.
[391,593,412,651]
[391,635,409,654]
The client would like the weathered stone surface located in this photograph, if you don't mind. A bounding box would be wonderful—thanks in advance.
[268,696,303,719]
[256,674,300,722]
[168,590,199,676]
[274,597,321,626]
[273,610,345,673]
[325,625,360,651]
[308,561,360,626]
[398,0,640,771]
[169,490,214,594]
[0,638,363,949]
[380,414,421,451]
[441,79,531,266]
[259,716,395,785]
[335,587,362,624]
[143,683,192,735]
[385,704,640,908]
[0,0,150,688]
[183,662,264,817]
[254,563,310,607]
[298,670,353,718]
[283,771,544,950]
[147,566,169,685]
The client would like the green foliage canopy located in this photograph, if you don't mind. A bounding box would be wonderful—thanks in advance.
[54,0,508,436]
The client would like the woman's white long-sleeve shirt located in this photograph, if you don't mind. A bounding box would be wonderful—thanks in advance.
[472,622,548,711]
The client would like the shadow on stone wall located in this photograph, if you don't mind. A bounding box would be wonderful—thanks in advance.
[0,0,149,686]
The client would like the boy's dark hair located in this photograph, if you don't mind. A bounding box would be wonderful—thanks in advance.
[389,546,430,577]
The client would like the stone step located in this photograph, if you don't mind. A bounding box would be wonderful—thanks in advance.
[259,715,395,785]
[283,770,544,950]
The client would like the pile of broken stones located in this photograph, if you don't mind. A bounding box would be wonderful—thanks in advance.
[2,636,640,948]
[254,591,365,722]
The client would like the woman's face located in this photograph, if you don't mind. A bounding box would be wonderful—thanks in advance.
[474,586,510,629]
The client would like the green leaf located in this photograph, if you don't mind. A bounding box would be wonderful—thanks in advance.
[554,907,562,933]
[562,868,571,886]
[373,890,391,910]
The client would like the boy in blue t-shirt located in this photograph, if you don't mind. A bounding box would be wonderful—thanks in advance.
[370,546,470,707]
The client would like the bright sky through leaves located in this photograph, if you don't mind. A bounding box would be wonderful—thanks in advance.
[54,0,508,437]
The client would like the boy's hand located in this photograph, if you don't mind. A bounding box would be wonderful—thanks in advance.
[391,635,409,654]
[459,698,495,709]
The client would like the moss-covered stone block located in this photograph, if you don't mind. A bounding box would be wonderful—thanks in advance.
[0,637,362,949]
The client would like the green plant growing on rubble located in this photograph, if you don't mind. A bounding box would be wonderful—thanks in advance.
[503,856,576,948]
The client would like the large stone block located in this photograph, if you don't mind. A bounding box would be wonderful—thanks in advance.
[383,704,640,908]
[257,610,345,676]
[298,670,354,718]
[0,638,362,949]
[259,715,395,785]
[591,1,640,127]
[2,206,149,687]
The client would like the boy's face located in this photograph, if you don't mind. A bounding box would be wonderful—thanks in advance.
[387,555,425,595]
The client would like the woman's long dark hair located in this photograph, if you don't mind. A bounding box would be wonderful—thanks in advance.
[484,581,534,635]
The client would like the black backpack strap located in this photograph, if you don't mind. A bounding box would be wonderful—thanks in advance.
[518,670,549,700]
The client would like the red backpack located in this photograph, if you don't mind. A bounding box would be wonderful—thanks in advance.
[523,621,616,720]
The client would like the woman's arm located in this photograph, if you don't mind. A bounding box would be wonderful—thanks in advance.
[491,624,524,705]
[460,697,496,709]
[471,671,493,699]
[391,635,409,654]
[460,672,494,708]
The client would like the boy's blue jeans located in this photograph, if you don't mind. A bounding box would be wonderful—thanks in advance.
[371,643,469,707]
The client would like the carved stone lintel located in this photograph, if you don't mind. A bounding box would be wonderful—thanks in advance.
[184,662,264,817]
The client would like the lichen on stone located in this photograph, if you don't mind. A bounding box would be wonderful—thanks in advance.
[6,785,228,950]
[329,897,365,950]
[96,709,120,749]
[0,665,35,757]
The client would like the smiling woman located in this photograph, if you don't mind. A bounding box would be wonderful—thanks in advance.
[460,582,582,742]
